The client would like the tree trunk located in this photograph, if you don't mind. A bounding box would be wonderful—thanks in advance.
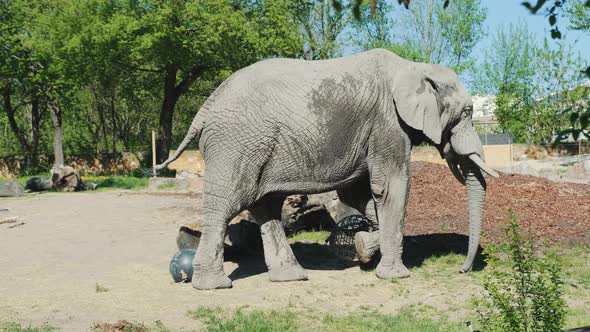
[110,94,117,154]
[156,65,179,164]
[30,95,41,167]
[156,64,205,164]
[2,84,42,168]
[49,101,64,167]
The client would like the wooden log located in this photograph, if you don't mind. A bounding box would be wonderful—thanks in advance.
[0,216,18,225]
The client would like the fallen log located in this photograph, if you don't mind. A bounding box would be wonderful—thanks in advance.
[0,216,18,225]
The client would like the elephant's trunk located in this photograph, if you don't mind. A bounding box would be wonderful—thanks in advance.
[459,158,486,272]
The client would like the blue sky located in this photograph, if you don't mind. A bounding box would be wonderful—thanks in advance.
[478,1,589,59]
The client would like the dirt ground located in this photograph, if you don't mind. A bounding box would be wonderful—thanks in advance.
[0,162,589,331]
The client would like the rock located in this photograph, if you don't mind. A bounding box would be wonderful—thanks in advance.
[51,165,96,192]
[25,177,53,192]
[0,181,24,197]
[281,193,337,235]
[51,165,80,192]
[582,160,590,173]
[176,217,262,255]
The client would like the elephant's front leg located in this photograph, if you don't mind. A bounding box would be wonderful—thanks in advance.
[372,174,411,279]
[250,196,307,282]
[260,220,308,282]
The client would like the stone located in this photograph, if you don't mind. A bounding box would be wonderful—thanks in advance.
[281,193,337,236]
[0,181,24,197]
[25,177,53,192]
[176,217,262,255]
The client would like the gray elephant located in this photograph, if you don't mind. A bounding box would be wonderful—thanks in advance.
[156,49,497,290]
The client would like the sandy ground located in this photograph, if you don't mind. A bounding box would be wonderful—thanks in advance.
[0,191,483,332]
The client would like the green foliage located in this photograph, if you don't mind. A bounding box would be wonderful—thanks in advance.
[566,0,590,31]
[0,323,56,332]
[288,230,331,243]
[189,307,299,332]
[474,21,586,144]
[474,211,567,332]
[395,0,487,72]
[189,306,464,332]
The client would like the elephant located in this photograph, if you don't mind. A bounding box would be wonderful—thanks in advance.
[156,48,497,290]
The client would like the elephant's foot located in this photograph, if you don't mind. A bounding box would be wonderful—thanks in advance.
[375,261,410,279]
[268,264,308,282]
[191,271,232,290]
[355,231,380,263]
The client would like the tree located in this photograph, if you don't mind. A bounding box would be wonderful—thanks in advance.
[473,22,536,142]
[396,0,487,72]
[90,0,303,163]
[0,0,44,167]
[293,0,348,60]
[350,0,424,61]
[474,21,585,144]
[566,0,590,31]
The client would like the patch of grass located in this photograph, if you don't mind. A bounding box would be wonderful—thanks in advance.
[1,174,148,191]
[156,182,176,190]
[189,307,298,332]
[88,176,148,191]
[321,307,463,332]
[288,231,331,244]
[95,282,110,293]
[0,323,56,332]
[188,306,464,332]
[422,253,465,267]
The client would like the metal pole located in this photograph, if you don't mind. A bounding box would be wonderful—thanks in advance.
[152,130,157,178]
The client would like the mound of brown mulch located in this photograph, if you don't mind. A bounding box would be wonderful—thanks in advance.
[406,161,590,244]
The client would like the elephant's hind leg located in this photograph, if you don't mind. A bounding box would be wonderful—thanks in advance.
[250,196,308,282]
[192,171,255,290]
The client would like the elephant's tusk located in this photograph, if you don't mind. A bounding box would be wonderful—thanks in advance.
[446,159,465,185]
[468,154,499,178]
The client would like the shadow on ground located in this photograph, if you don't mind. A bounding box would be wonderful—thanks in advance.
[227,232,486,281]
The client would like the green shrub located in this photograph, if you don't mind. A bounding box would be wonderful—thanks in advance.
[474,210,566,332]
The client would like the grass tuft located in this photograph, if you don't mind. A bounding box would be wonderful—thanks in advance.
[0,323,56,332]
[189,306,298,332]
[288,231,331,244]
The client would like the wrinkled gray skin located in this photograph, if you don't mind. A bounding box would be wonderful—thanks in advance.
[157,49,497,290]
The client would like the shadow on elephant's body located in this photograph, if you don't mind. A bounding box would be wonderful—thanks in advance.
[226,232,486,282]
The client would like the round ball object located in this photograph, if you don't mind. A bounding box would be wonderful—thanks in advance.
[169,249,196,282]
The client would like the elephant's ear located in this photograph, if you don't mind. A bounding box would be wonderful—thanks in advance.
[392,68,442,145]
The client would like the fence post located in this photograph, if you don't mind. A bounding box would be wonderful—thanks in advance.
[152,130,156,178]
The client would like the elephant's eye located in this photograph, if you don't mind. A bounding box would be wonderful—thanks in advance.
[461,107,472,119]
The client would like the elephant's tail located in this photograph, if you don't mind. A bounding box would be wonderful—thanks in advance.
[155,111,206,171]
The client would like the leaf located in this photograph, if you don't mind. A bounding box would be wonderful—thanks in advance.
[522,1,533,10]
[585,0,590,7]
[443,0,450,9]
[549,14,556,26]
[550,28,561,39]
[584,66,590,79]
[331,0,343,13]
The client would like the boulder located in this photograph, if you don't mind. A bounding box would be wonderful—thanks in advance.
[176,213,262,255]
[0,181,24,197]
[281,193,337,235]
[25,177,53,192]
